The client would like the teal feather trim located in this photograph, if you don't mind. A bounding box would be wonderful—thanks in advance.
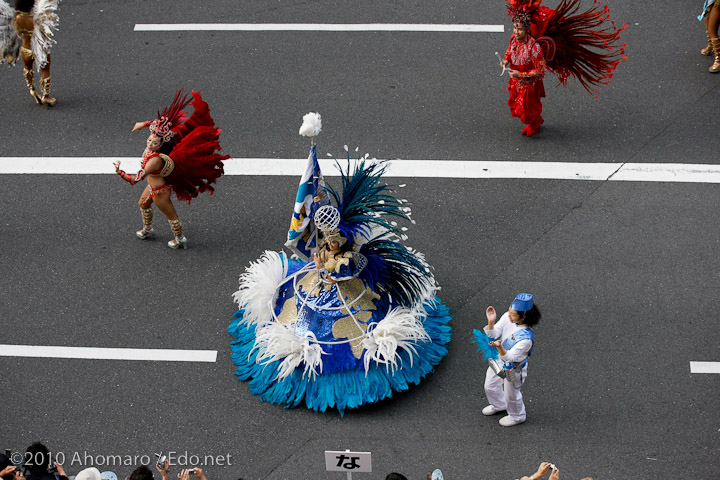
[228,298,452,415]
[472,329,499,361]
[359,238,434,308]
[326,158,410,244]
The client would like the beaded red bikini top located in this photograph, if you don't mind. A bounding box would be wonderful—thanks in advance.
[141,152,163,175]
[142,151,175,178]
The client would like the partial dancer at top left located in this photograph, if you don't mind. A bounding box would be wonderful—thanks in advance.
[0,0,60,107]
[113,88,229,249]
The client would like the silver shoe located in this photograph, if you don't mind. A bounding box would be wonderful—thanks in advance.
[167,236,188,249]
[136,228,154,239]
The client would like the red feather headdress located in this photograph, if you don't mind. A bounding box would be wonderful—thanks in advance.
[149,88,192,144]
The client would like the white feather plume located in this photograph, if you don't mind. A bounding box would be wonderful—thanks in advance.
[0,1,21,65]
[299,112,322,137]
[254,323,325,380]
[404,246,439,305]
[31,0,60,70]
[232,250,288,327]
[362,307,431,373]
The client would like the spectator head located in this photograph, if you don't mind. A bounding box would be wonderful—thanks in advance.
[128,467,153,480]
[75,470,116,480]
[25,443,50,476]
[429,469,444,480]
[385,474,408,480]
[75,469,102,480]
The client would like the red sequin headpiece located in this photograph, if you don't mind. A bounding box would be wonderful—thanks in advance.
[507,0,538,28]
[150,88,192,144]
[511,12,532,28]
[149,116,175,143]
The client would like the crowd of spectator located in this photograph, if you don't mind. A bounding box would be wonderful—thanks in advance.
[1,443,594,480]
[385,462,594,480]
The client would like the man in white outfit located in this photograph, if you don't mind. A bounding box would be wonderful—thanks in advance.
[482,293,541,427]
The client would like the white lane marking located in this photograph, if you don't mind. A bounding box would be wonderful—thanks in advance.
[0,344,217,362]
[3,157,720,183]
[611,163,720,183]
[0,157,133,174]
[134,23,504,33]
[690,361,720,374]
[227,159,621,180]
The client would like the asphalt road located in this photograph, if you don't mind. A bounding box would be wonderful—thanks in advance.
[1,2,718,480]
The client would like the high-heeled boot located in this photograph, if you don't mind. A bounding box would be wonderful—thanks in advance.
[702,32,713,55]
[167,219,188,249]
[710,37,720,73]
[39,76,57,108]
[22,68,40,103]
[136,207,154,239]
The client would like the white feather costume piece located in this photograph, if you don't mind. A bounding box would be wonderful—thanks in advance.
[31,0,60,70]
[0,0,20,65]
[254,323,325,380]
[362,306,431,373]
[404,247,439,304]
[298,112,322,137]
[232,251,288,327]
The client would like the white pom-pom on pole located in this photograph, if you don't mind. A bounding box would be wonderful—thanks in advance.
[299,112,322,143]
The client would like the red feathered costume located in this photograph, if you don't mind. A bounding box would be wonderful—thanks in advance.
[504,0,628,135]
[504,34,546,136]
[154,89,228,203]
[114,87,229,249]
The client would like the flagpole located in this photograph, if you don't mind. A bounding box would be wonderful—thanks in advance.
[312,136,320,263]
[297,111,323,263]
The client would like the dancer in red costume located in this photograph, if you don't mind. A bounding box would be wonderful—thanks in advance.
[502,14,546,137]
[501,0,627,136]
[113,88,228,249]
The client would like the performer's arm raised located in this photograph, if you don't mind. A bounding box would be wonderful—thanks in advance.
[132,120,153,132]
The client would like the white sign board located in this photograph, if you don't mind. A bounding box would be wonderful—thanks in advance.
[324,451,372,473]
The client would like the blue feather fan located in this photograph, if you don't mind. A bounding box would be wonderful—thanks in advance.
[472,329,499,361]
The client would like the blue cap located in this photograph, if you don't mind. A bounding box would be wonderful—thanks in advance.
[511,293,533,311]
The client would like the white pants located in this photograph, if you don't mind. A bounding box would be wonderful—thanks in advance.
[484,365,527,421]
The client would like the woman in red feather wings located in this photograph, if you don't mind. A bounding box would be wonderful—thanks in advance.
[113,88,229,249]
[502,0,627,136]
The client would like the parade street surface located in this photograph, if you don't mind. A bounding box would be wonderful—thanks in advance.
[0,1,717,480]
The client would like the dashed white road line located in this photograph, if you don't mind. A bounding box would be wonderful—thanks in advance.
[2,157,720,183]
[690,361,720,374]
[0,344,217,362]
[134,23,504,32]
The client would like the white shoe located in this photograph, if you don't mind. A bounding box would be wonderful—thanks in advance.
[168,236,188,249]
[136,228,154,239]
[499,415,525,427]
[482,405,505,416]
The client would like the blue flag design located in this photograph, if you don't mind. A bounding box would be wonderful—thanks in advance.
[284,145,330,260]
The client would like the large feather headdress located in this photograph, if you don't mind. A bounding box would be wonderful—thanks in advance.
[150,87,191,144]
[323,152,436,308]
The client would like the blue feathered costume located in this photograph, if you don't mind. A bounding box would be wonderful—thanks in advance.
[229,157,452,414]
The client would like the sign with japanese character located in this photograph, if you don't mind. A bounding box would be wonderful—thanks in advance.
[324,451,372,473]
